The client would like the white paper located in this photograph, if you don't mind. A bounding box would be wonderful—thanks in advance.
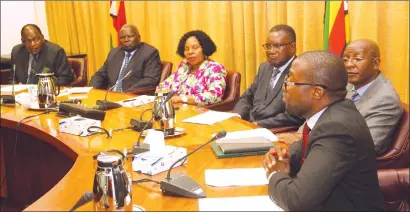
[117,95,155,107]
[68,87,93,94]
[1,84,30,95]
[216,128,278,144]
[205,168,268,187]
[182,111,240,125]
[198,196,283,211]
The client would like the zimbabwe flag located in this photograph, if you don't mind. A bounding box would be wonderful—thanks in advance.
[323,1,350,56]
[109,0,127,48]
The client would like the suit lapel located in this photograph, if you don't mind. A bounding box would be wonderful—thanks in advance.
[355,73,383,111]
[21,51,30,82]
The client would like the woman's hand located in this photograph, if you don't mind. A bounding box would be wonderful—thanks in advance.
[171,96,182,104]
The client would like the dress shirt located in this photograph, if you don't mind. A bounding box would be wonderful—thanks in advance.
[271,55,295,88]
[354,78,376,97]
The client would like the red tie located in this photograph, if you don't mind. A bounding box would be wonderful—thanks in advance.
[301,123,311,165]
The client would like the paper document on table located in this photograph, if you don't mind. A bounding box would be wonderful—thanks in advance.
[68,87,93,94]
[1,84,30,95]
[182,111,240,125]
[205,168,268,187]
[117,95,155,108]
[216,128,278,144]
[198,196,283,211]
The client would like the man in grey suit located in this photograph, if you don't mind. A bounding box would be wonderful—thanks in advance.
[263,51,383,211]
[11,24,73,85]
[233,25,303,128]
[343,39,402,155]
[90,24,161,93]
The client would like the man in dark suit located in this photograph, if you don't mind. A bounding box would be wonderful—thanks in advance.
[90,24,161,93]
[263,51,384,210]
[10,24,73,85]
[233,25,303,128]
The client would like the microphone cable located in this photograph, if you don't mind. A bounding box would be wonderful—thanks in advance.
[132,178,160,185]
[1,109,55,209]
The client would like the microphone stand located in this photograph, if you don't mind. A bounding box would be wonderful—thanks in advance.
[1,64,16,104]
[132,92,175,155]
[95,71,133,111]
[160,131,227,199]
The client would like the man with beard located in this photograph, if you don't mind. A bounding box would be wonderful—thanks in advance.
[90,24,161,92]
[11,24,73,85]
[233,24,303,128]
[263,51,383,211]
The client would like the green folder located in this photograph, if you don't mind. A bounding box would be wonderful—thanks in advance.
[210,143,269,159]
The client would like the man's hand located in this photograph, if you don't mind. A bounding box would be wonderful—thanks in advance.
[277,132,302,146]
[263,145,291,178]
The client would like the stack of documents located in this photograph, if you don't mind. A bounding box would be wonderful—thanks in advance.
[0,84,30,95]
[216,128,278,144]
[182,111,240,125]
[67,87,93,94]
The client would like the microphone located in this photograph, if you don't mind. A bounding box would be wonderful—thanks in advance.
[160,130,227,198]
[132,91,176,155]
[1,64,16,104]
[95,70,133,110]
[70,191,94,211]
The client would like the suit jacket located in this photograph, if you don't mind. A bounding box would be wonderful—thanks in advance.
[232,59,303,128]
[347,72,402,155]
[90,42,161,92]
[269,99,384,211]
[10,41,73,85]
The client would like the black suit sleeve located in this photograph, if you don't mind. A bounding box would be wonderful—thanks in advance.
[124,49,161,92]
[90,54,110,89]
[232,66,262,120]
[53,48,73,86]
[256,111,304,128]
[268,123,356,211]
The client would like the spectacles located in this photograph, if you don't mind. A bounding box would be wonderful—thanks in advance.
[283,80,328,91]
[22,37,42,44]
[262,42,294,50]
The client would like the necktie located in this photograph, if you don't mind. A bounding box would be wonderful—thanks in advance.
[269,67,280,90]
[27,55,37,84]
[301,123,311,165]
[350,89,360,103]
[114,53,132,92]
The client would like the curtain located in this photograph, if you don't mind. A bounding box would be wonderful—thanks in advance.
[45,1,409,103]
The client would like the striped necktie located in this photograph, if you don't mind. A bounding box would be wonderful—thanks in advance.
[114,53,132,92]
[269,67,280,91]
[350,89,360,103]
[27,55,37,84]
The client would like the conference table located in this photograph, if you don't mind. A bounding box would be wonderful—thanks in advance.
[0,89,274,211]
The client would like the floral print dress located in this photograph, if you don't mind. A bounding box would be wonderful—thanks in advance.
[156,59,227,106]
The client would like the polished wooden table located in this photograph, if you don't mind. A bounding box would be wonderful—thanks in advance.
[0,89,269,211]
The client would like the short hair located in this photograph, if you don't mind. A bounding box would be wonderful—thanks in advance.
[270,24,296,42]
[298,50,348,99]
[176,30,217,58]
[21,24,43,37]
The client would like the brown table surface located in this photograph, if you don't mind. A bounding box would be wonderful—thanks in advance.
[1,89,274,211]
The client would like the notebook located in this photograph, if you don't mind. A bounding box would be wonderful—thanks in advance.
[211,143,270,159]
[218,143,274,154]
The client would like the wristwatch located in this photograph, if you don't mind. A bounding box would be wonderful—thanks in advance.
[181,95,188,103]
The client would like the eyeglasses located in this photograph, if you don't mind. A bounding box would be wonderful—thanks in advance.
[22,37,42,45]
[283,80,328,91]
[262,42,294,51]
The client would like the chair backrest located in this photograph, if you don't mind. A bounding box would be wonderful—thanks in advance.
[205,71,241,111]
[68,57,87,87]
[376,102,409,169]
[378,168,409,211]
[160,61,172,83]
[1,69,11,84]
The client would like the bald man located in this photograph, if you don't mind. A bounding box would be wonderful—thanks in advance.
[90,24,161,92]
[263,51,383,210]
[343,39,402,155]
[11,24,73,85]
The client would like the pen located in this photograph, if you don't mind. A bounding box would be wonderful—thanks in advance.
[123,98,138,103]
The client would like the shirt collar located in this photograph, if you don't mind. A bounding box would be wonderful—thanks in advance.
[276,55,295,73]
[354,77,376,96]
[125,49,137,57]
[306,106,328,130]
